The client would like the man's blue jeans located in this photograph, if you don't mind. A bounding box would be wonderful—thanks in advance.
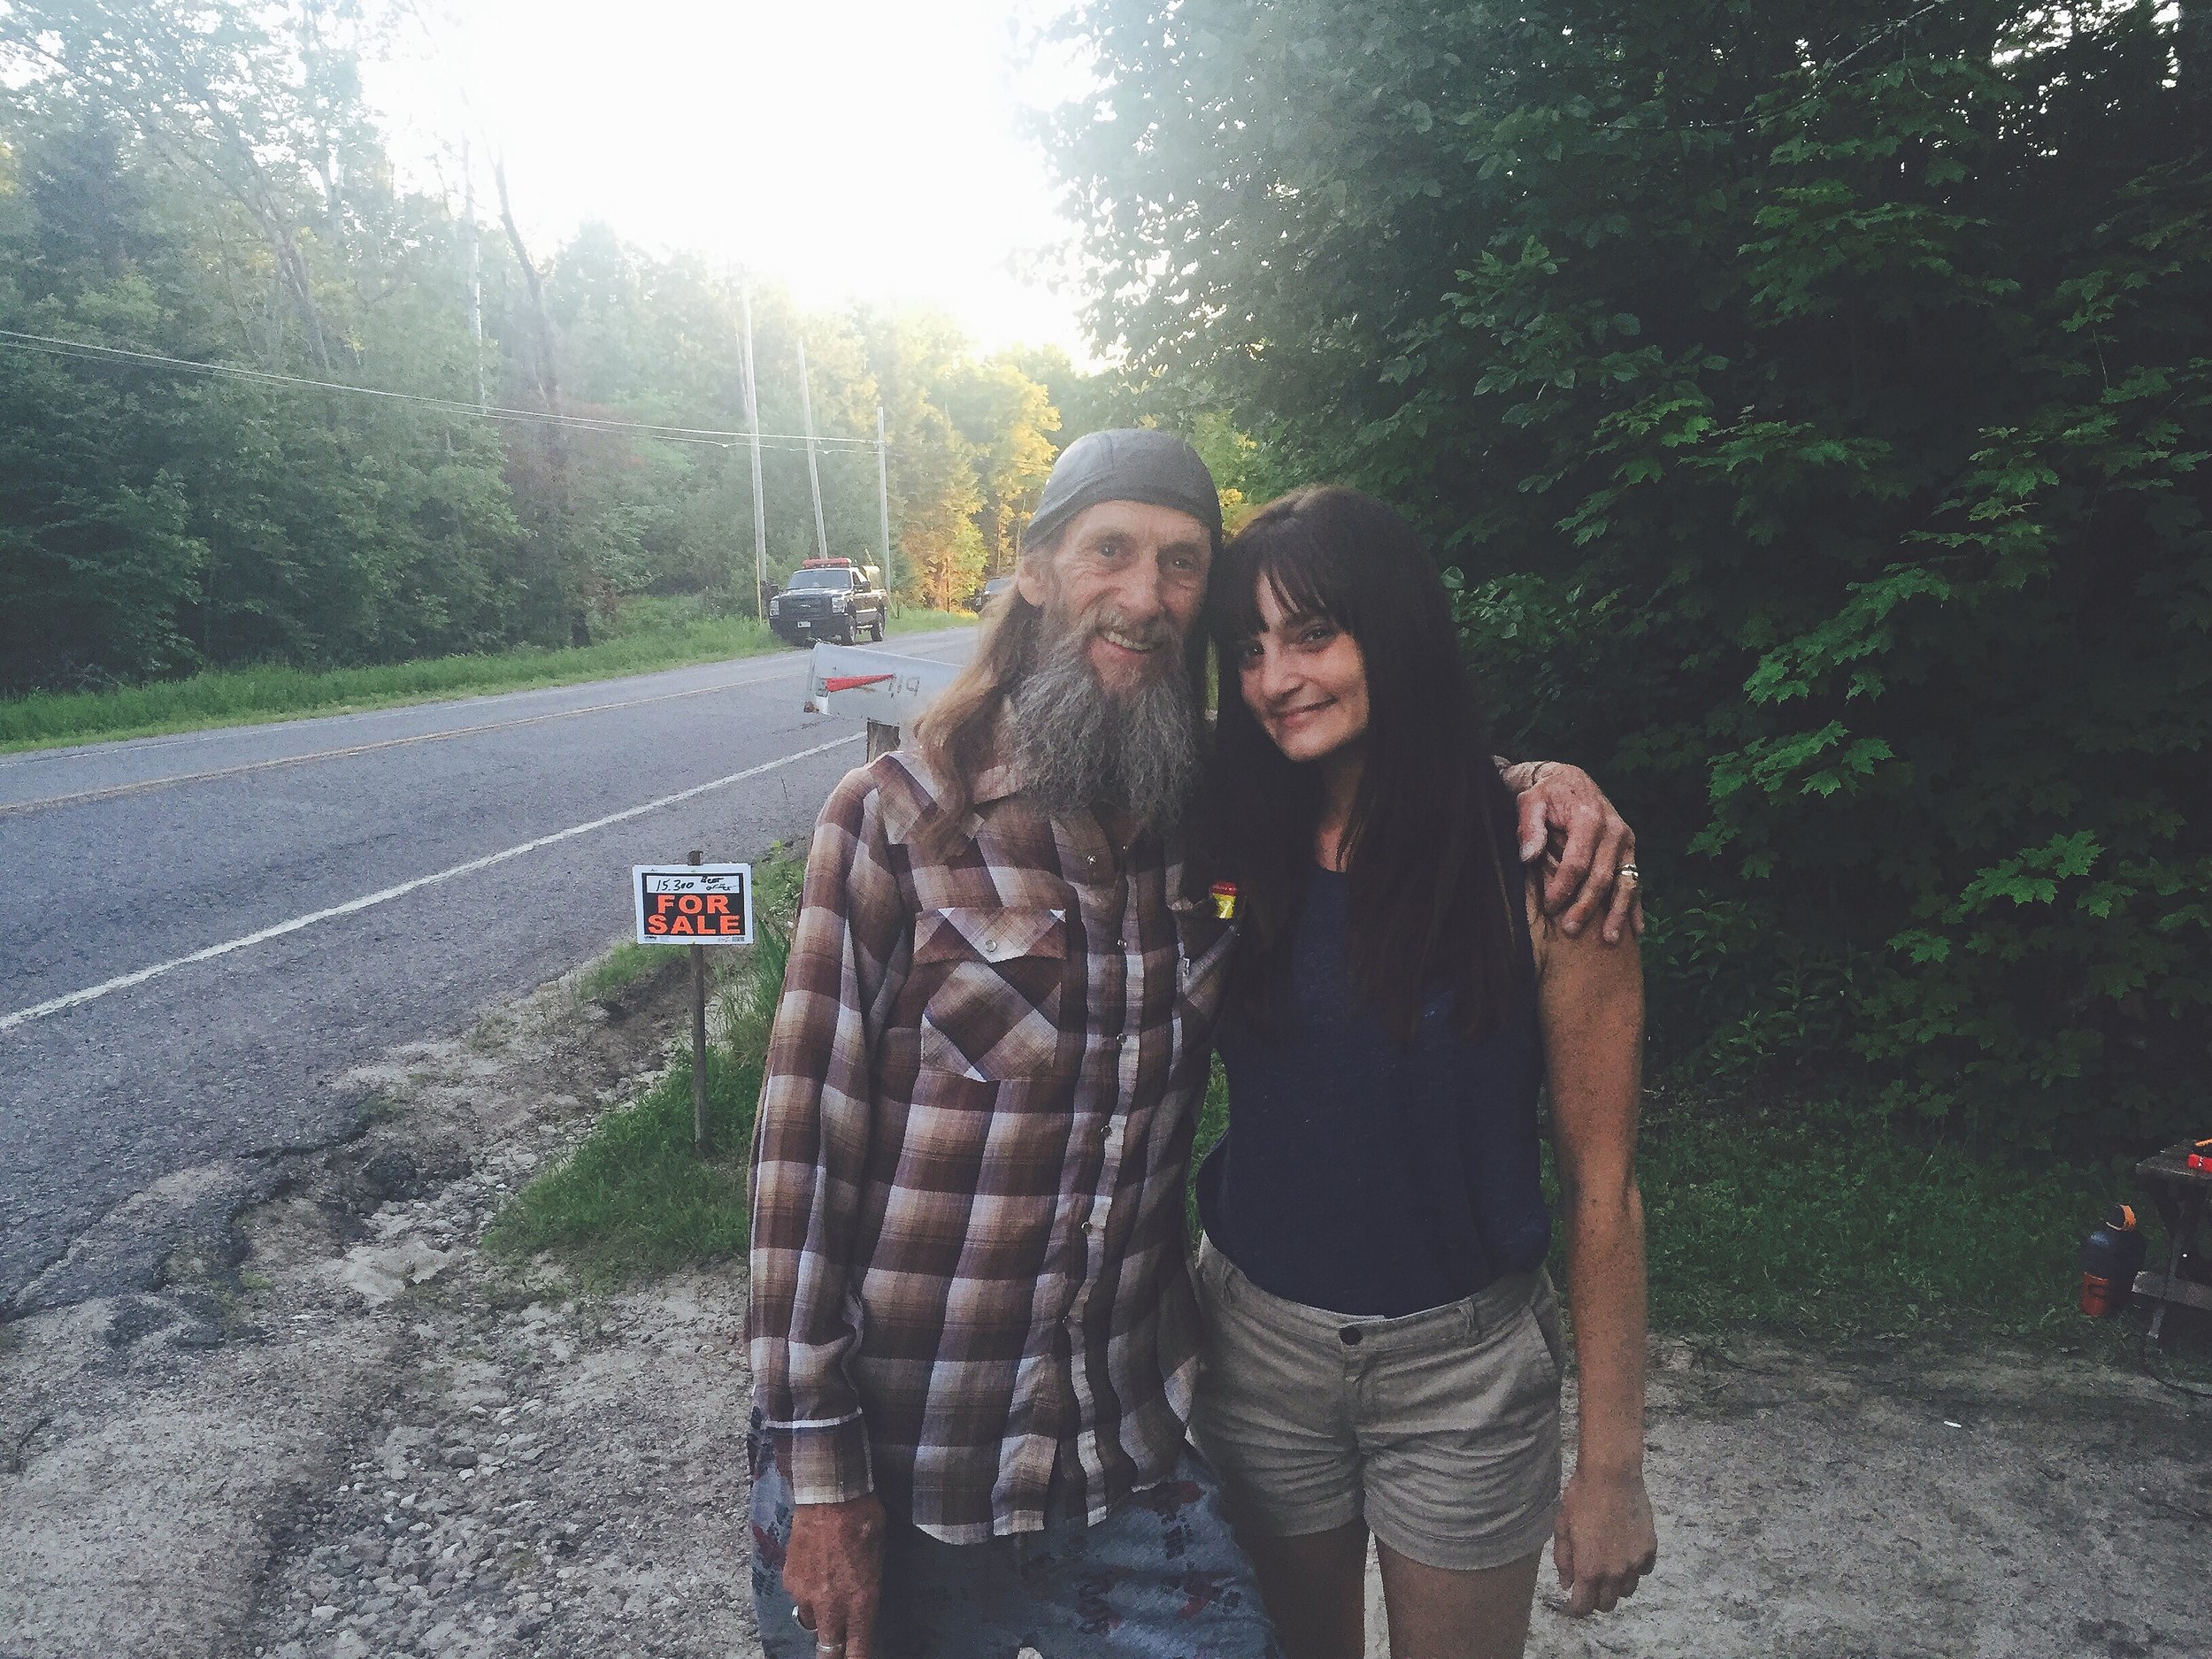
[749,1418,1283,1658]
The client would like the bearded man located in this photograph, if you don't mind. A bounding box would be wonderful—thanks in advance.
[746,431,1637,1659]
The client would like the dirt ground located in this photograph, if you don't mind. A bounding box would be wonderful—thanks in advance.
[1,956,2204,1659]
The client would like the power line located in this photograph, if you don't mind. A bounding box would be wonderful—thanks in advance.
[0,327,885,453]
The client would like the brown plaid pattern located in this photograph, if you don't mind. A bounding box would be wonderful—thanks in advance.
[747,742,1234,1543]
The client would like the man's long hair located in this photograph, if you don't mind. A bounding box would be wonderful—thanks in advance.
[1196,486,1531,1044]
[910,585,1041,843]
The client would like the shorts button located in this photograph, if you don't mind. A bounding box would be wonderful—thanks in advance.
[1340,1326,1363,1347]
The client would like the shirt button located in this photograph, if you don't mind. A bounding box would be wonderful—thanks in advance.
[1340,1326,1364,1347]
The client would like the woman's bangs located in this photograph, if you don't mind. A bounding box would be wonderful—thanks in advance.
[1217,511,1355,643]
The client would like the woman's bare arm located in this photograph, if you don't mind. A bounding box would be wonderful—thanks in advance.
[1532,888,1657,1617]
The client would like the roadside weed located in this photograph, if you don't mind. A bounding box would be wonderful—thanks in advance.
[572,943,667,1008]
[481,1044,759,1290]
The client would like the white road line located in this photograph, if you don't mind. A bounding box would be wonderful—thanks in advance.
[0,664,811,817]
[0,733,861,1034]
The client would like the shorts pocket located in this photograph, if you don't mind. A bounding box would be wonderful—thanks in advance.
[913,906,1067,1081]
[1526,1271,1566,1386]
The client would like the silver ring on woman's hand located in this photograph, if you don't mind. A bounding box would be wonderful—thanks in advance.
[1617,863,1640,885]
[817,1645,845,1656]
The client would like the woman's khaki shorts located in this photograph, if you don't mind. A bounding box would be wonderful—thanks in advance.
[1190,1233,1564,1573]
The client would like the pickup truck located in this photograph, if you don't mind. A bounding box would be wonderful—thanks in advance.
[768,558,887,646]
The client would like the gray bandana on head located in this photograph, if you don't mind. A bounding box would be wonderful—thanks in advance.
[1023,429,1224,554]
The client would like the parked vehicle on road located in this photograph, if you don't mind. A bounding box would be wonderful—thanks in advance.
[769,558,887,646]
[965,575,1014,615]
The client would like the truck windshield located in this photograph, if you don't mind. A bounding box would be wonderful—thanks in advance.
[786,568,852,590]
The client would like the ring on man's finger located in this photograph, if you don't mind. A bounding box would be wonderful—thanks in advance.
[1616,862,1640,886]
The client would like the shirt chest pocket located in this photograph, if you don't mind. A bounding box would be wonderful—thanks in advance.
[1174,907,1238,1003]
[912,906,1069,1082]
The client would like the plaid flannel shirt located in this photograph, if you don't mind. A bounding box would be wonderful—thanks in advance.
[746,742,1235,1542]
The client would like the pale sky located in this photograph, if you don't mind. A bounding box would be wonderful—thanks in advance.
[365,0,1095,360]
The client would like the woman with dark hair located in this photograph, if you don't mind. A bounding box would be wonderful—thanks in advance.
[1189,486,1655,1658]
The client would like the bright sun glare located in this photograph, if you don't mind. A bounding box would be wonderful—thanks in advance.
[365,0,1093,358]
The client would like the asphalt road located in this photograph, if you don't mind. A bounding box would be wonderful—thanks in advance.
[0,627,976,1313]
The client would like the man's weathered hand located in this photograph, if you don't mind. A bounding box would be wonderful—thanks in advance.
[783,1495,885,1657]
[1554,1465,1658,1617]
[1506,762,1642,943]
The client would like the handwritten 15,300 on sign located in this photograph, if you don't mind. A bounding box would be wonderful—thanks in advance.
[632,864,753,944]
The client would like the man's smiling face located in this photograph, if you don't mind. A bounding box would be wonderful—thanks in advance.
[1017,499,1214,698]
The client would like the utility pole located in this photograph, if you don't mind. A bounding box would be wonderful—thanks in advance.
[796,334,830,565]
[875,403,894,593]
[740,288,769,618]
[462,132,484,411]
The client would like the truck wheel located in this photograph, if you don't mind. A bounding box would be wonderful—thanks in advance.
[871,613,886,642]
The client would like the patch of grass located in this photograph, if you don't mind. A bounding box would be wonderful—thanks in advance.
[482,1043,762,1288]
[572,942,667,1007]
[1189,1059,1229,1236]
[0,602,974,754]
[357,1089,403,1125]
[887,608,972,636]
[487,845,807,1289]
[1629,1100,2139,1343]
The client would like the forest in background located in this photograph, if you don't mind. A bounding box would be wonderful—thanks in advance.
[1046,0,2211,1147]
[0,0,1283,696]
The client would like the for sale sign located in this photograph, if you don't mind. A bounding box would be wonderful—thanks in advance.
[633,864,754,944]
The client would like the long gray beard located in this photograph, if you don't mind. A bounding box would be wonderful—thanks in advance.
[1006,622,1201,832]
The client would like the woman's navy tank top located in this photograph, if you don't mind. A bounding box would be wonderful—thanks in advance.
[1196,865,1549,1317]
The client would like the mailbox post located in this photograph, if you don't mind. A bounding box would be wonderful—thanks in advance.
[802,641,960,756]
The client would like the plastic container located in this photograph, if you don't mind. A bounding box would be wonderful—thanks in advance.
[2078,1202,2147,1317]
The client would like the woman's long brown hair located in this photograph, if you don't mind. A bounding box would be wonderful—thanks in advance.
[1196,486,1531,1044]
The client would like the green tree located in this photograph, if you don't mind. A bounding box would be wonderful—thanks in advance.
[944,353,1061,573]
[1047,0,2212,1145]
[0,0,1110,690]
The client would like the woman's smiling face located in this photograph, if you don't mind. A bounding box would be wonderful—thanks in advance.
[1236,577,1371,765]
